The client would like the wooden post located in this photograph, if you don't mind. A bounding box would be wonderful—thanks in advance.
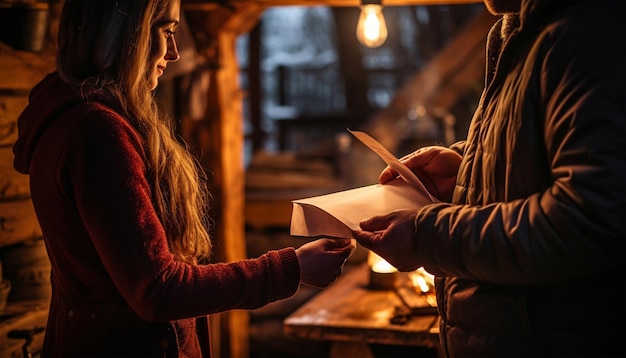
[213,3,265,357]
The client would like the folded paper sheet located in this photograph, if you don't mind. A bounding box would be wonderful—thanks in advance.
[348,130,436,203]
[291,177,433,239]
[290,130,437,239]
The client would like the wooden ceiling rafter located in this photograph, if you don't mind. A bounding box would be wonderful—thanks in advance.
[183,0,482,8]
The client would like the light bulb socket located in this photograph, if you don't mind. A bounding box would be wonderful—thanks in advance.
[361,0,382,5]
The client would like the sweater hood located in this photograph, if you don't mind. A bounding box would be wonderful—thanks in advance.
[13,72,84,174]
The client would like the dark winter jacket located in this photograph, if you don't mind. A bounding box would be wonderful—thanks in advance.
[12,73,300,357]
[413,1,625,356]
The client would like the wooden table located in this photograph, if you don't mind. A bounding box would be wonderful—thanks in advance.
[284,264,441,358]
[0,300,48,358]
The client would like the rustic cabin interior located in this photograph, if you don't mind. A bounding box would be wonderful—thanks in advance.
[0,0,498,356]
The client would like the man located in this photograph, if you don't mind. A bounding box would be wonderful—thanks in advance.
[353,1,625,356]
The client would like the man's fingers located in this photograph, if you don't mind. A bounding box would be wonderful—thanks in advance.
[351,229,381,251]
[379,165,397,184]
[359,214,392,231]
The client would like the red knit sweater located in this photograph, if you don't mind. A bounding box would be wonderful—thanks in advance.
[13,73,300,357]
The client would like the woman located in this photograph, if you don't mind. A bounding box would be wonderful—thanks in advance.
[12,0,355,356]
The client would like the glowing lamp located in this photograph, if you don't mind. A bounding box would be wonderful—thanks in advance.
[356,0,388,48]
[368,251,397,290]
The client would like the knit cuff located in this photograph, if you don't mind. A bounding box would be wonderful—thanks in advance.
[276,247,300,298]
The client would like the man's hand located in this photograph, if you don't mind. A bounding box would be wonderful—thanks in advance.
[352,210,420,272]
[379,146,462,202]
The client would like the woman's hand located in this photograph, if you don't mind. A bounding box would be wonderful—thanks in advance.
[379,146,462,202]
[296,238,356,288]
[352,210,420,272]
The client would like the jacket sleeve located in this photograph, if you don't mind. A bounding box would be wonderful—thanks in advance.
[63,106,300,322]
[412,6,625,285]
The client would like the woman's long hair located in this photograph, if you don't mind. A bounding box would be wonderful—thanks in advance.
[57,0,212,264]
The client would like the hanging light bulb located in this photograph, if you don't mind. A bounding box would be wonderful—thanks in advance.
[356,0,388,48]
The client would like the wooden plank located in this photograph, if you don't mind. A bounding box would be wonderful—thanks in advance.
[206,4,265,358]
[215,22,249,358]
[0,146,30,201]
[185,0,482,8]
[0,95,28,147]
[213,3,262,263]
[245,198,293,230]
[0,198,41,249]
[0,44,54,91]
[0,300,48,358]
[284,264,439,348]
[330,341,375,358]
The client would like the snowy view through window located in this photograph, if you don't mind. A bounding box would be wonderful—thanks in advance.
[237,5,483,155]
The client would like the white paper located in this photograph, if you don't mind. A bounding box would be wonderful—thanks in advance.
[348,130,437,203]
[290,178,433,239]
[290,130,438,239]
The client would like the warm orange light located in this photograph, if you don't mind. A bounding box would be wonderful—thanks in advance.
[368,251,397,290]
[356,3,388,48]
[368,251,397,273]
[409,267,435,293]
[413,275,429,293]
[372,259,397,273]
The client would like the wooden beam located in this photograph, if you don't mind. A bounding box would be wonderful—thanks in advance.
[250,0,482,5]
[182,3,221,11]
[184,0,482,8]
[211,3,265,358]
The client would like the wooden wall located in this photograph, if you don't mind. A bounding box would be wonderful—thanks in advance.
[0,42,55,358]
